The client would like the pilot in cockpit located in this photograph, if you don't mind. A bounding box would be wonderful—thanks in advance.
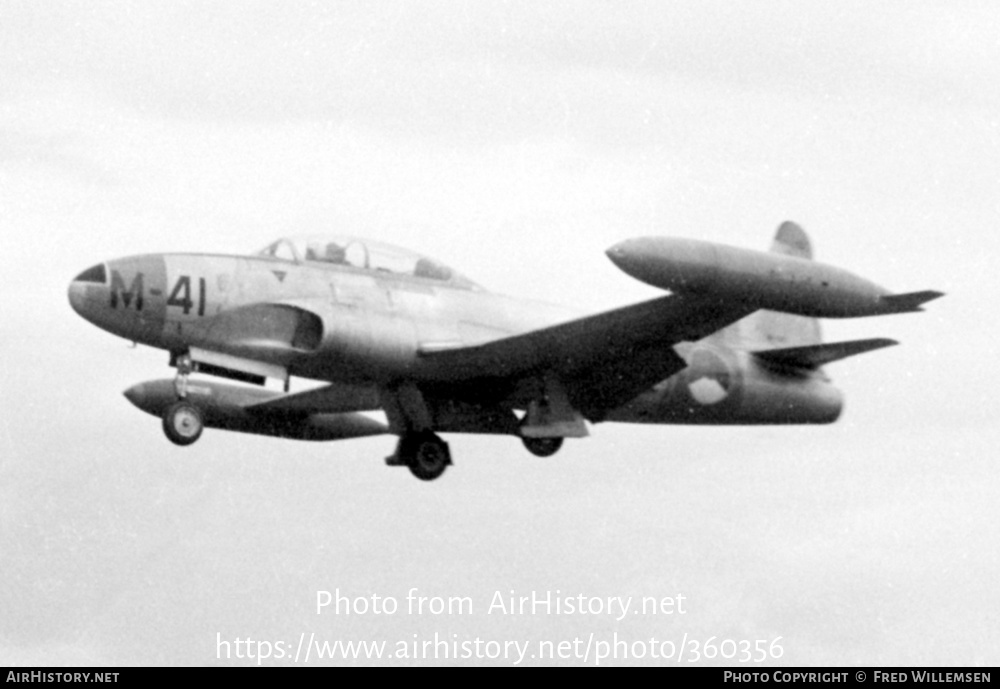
[324,242,346,264]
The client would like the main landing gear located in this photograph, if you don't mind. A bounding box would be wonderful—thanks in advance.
[388,431,452,481]
[521,436,564,457]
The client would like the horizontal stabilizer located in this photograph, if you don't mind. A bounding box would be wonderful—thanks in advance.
[879,290,945,313]
[753,338,898,369]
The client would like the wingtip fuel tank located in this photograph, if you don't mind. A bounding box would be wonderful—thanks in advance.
[124,379,389,442]
[606,236,943,318]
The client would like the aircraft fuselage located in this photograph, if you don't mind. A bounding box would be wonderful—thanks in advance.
[69,250,843,428]
[68,226,942,480]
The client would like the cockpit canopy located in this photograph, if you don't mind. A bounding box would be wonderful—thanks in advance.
[255,235,482,290]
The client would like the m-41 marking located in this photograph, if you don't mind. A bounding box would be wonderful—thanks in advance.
[167,275,207,316]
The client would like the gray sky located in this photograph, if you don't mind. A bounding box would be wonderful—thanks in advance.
[1,0,997,666]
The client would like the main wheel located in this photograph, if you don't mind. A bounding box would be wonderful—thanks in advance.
[522,436,564,457]
[162,401,204,446]
[406,432,451,481]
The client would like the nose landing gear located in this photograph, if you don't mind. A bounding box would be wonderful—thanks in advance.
[162,352,203,446]
[162,400,204,446]
[173,352,194,399]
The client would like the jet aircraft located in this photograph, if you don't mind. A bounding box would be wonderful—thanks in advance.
[68,222,942,481]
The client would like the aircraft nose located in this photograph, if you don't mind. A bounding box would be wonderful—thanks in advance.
[68,263,108,320]
[67,281,86,316]
[67,256,167,344]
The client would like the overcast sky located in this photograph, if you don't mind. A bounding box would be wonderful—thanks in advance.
[1,1,997,666]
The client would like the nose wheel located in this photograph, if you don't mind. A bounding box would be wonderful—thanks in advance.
[162,400,204,446]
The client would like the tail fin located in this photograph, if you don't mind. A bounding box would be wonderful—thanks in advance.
[771,220,814,259]
[708,222,823,349]
[878,290,946,313]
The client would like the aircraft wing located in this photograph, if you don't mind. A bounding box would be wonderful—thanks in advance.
[418,294,757,420]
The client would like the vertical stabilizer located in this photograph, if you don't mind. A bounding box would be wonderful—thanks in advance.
[708,221,823,349]
[770,220,813,259]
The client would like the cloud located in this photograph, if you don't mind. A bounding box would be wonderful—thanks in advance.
[4,1,998,136]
